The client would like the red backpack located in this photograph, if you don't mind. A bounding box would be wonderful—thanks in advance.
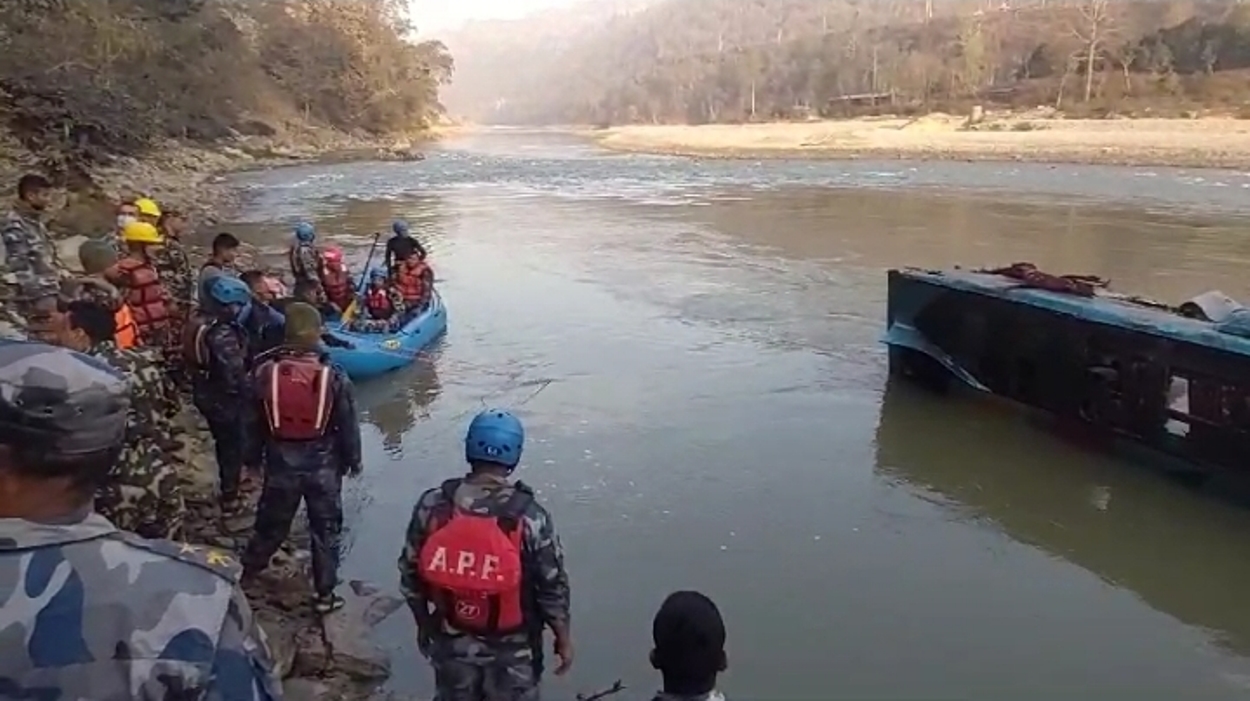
[417,479,532,634]
[258,354,333,441]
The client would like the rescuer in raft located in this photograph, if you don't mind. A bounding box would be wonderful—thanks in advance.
[384,219,428,277]
[108,221,174,350]
[187,275,255,518]
[392,243,433,314]
[288,221,324,295]
[351,268,406,333]
[242,302,363,614]
[398,409,574,700]
[319,245,355,313]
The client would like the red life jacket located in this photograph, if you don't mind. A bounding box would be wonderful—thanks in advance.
[395,259,428,305]
[416,480,532,634]
[322,264,353,308]
[258,353,334,441]
[114,257,169,336]
[365,287,393,319]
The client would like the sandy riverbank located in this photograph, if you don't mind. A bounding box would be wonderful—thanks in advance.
[0,130,429,701]
[592,112,1250,169]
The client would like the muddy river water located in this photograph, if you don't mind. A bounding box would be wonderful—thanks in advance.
[224,131,1250,698]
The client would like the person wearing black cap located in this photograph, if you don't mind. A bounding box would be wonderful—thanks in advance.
[650,590,728,701]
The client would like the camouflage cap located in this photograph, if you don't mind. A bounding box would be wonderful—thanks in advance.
[283,301,322,343]
[0,340,130,457]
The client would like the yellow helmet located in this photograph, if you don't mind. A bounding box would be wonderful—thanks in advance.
[133,197,162,218]
[121,221,164,245]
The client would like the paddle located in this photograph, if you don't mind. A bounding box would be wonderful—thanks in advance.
[340,231,383,323]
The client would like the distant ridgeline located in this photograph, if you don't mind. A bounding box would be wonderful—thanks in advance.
[445,0,1250,125]
[0,0,453,176]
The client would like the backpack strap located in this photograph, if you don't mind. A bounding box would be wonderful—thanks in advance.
[497,482,534,535]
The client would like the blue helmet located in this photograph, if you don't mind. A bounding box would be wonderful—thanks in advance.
[209,276,252,306]
[294,222,315,243]
[465,409,525,469]
[369,268,387,281]
[392,220,410,236]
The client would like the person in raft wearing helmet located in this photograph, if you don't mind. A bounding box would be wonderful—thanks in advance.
[319,245,355,313]
[188,275,254,518]
[398,409,574,701]
[384,219,428,276]
[351,268,406,333]
[0,340,282,699]
[288,221,324,296]
[242,302,363,614]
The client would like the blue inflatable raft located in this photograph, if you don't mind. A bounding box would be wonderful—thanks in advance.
[322,289,447,381]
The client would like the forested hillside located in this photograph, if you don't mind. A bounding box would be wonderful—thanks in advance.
[446,0,1250,125]
[0,0,453,177]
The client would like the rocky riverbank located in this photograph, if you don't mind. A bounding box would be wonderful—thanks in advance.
[1,128,431,700]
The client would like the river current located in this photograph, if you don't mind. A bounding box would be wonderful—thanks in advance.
[223,130,1250,698]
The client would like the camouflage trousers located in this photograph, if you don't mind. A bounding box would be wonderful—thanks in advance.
[242,465,343,597]
[96,446,186,539]
[429,636,540,701]
[199,410,246,499]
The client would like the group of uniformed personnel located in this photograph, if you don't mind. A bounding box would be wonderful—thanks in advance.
[0,172,732,701]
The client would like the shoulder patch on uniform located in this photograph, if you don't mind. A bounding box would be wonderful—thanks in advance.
[118,533,243,582]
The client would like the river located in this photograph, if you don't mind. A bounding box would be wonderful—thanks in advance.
[223,130,1250,698]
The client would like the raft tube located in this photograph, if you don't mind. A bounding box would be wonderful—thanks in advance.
[322,289,447,381]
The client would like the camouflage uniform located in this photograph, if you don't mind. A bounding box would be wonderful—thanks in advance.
[62,277,180,403]
[242,347,362,597]
[191,319,253,501]
[289,243,323,293]
[398,476,571,701]
[1,201,66,330]
[350,287,407,333]
[87,340,186,540]
[0,511,282,699]
[152,237,194,306]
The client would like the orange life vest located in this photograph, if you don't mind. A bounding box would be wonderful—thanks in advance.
[114,257,169,336]
[365,287,393,319]
[114,303,139,349]
[257,353,334,441]
[415,480,532,634]
[322,265,353,309]
[395,258,429,305]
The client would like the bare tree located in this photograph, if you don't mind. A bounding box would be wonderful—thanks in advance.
[1066,0,1117,102]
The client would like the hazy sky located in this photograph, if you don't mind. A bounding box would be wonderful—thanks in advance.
[412,0,582,34]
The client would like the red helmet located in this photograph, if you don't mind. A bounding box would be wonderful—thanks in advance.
[323,246,344,264]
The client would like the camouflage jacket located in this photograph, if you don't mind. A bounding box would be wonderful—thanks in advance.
[397,475,571,647]
[1,201,65,303]
[61,276,125,311]
[0,511,282,699]
[151,237,194,307]
[252,347,363,474]
[289,243,322,285]
[89,340,182,444]
[193,320,251,419]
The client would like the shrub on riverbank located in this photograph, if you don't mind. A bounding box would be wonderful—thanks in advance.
[0,0,452,178]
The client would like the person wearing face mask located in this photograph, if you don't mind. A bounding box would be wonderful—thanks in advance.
[47,300,186,539]
[2,174,68,339]
[187,276,256,519]
[113,201,140,256]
